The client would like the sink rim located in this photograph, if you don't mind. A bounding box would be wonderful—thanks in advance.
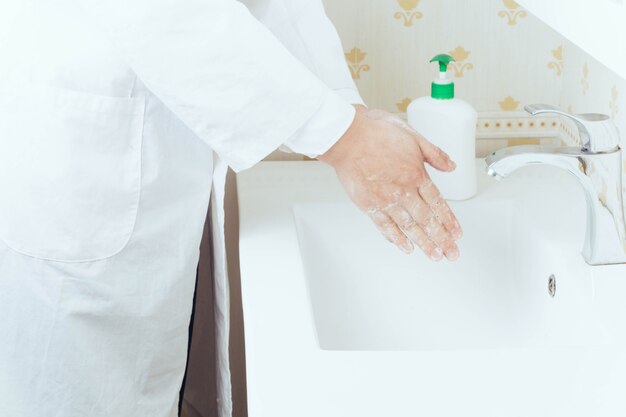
[236,160,626,417]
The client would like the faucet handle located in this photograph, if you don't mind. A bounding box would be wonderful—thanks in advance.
[525,103,620,153]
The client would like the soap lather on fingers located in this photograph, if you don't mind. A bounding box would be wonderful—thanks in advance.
[318,105,463,262]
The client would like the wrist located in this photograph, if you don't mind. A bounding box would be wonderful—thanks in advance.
[353,104,368,113]
[318,105,366,166]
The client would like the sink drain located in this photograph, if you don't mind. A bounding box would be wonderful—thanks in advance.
[548,274,556,298]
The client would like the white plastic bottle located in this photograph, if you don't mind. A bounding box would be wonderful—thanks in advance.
[407,54,477,200]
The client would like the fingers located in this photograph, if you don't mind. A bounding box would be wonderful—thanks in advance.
[417,179,463,241]
[417,137,456,172]
[384,205,444,261]
[388,199,458,261]
[367,209,414,254]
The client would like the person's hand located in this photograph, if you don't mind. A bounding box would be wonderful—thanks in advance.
[318,106,463,261]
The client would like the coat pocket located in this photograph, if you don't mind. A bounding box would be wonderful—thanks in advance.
[0,83,145,262]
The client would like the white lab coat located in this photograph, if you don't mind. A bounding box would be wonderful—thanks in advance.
[0,0,362,416]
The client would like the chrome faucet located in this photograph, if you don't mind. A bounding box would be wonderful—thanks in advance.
[485,104,626,266]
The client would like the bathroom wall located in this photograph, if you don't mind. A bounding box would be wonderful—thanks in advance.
[323,0,563,114]
[323,0,624,140]
[268,0,625,175]
[558,39,626,205]
[517,0,626,81]
[560,39,626,175]
[265,0,565,160]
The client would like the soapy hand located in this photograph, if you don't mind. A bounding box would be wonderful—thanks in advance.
[318,106,463,261]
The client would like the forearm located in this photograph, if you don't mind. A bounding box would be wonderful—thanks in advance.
[62,0,355,171]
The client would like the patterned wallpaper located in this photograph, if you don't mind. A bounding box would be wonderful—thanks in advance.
[561,40,624,146]
[324,0,626,212]
[324,0,623,136]
[323,0,565,113]
[559,38,626,201]
[267,0,625,185]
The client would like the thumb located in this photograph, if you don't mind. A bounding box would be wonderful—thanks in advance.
[417,137,456,172]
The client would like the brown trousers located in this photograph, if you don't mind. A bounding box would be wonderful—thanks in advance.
[179,171,248,417]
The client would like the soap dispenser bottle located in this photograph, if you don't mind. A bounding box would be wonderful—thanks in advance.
[408,54,477,200]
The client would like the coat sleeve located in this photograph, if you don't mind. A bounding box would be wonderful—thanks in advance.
[241,0,365,107]
[61,0,356,171]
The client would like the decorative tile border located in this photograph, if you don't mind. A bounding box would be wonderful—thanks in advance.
[476,112,560,139]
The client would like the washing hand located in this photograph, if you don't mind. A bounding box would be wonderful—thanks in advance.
[318,106,463,261]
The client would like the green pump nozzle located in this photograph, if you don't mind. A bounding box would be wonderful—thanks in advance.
[429,53,455,100]
[430,54,455,73]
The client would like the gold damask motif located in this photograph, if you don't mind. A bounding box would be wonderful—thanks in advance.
[581,63,589,95]
[498,96,520,111]
[448,46,473,77]
[345,47,370,80]
[498,0,527,26]
[394,0,423,27]
[610,85,619,119]
[548,46,563,76]
[396,97,412,113]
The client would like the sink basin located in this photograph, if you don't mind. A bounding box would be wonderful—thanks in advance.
[294,198,602,351]
[237,160,626,417]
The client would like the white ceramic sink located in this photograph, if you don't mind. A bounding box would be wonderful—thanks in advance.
[237,160,626,417]
[294,198,602,351]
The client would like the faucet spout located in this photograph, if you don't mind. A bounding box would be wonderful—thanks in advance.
[485,144,626,265]
[486,145,593,179]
